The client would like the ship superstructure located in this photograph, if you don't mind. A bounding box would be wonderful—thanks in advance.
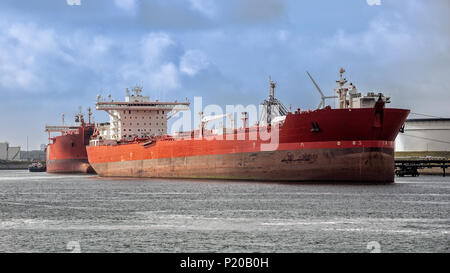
[333,68,390,109]
[94,86,190,142]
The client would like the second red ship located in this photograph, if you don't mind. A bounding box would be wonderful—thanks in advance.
[45,109,95,174]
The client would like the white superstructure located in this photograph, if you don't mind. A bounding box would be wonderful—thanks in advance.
[307,68,391,110]
[95,86,190,141]
[334,68,391,109]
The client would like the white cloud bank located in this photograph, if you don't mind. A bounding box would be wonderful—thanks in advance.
[188,0,217,18]
[180,50,210,76]
[140,32,175,65]
[0,21,211,94]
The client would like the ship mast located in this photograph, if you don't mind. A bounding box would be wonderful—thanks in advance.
[260,76,288,125]
[88,107,92,124]
[335,68,349,109]
[269,76,275,100]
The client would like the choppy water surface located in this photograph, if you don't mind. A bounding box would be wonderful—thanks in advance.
[0,170,448,253]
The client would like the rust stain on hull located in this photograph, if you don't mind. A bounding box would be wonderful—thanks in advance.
[47,159,96,174]
[91,147,395,183]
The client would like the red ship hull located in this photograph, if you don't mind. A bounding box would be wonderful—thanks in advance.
[87,108,409,183]
[46,158,94,173]
[46,124,96,174]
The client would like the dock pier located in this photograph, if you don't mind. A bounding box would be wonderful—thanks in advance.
[395,159,449,177]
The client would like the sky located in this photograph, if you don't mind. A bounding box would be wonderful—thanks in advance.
[0,0,449,149]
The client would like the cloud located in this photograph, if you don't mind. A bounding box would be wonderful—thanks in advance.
[312,1,450,115]
[180,50,210,76]
[114,0,137,14]
[120,33,181,92]
[234,0,285,23]
[140,32,175,65]
[138,0,212,29]
[66,0,81,6]
[0,22,188,95]
[188,0,217,18]
[1,0,288,31]
[137,0,286,29]
[320,19,412,57]
[277,30,289,42]
[366,0,381,6]
[0,21,122,93]
[150,62,180,90]
[0,23,56,90]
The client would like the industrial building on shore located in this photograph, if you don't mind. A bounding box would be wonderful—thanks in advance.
[396,118,450,158]
[0,142,46,161]
[0,142,21,161]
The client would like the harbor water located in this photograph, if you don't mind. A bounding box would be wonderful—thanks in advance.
[0,170,448,253]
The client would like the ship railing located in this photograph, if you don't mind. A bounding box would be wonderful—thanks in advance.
[90,139,117,146]
[96,103,189,111]
[45,125,79,132]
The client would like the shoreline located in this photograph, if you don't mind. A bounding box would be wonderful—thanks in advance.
[0,160,44,170]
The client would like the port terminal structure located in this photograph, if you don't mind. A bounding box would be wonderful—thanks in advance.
[395,158,449,177]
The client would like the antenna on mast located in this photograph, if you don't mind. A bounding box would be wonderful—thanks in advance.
[306,71,338,109]
[260,76,288,125]
[269,76,276,99]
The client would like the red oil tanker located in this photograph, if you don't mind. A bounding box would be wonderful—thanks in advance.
[86,69,410,183]
[45,109,96,173]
